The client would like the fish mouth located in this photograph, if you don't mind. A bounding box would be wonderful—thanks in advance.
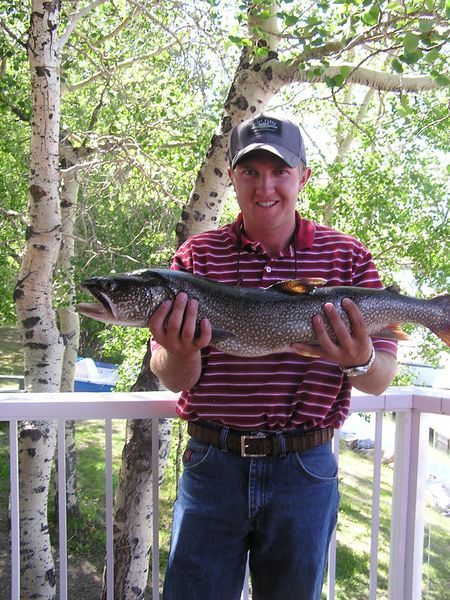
[76,287,117,323]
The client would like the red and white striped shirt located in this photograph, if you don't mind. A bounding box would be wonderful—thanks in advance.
[156,212,397,431]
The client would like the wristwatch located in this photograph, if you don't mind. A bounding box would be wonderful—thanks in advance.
[340,346,376,377]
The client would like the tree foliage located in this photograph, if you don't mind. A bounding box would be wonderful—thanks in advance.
[0,0,448,346]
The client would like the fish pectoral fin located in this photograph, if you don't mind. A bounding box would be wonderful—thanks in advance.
[210,328,236,341]
[267,278,328,295]
[372,324,410,341]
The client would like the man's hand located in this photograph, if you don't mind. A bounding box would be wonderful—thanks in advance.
[291,298,373,367]
[149,292,212,356]
[291,298,397,394]
[149,293,212,392]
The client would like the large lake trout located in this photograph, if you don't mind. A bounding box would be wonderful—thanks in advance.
[77,269,450,357]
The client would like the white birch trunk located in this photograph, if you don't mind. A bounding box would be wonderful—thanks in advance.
[58,139,82,516]
[13,2,63,598]
[104,418,172,599]
[102,345,172,599]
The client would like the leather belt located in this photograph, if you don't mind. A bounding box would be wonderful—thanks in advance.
[187,421,334,458]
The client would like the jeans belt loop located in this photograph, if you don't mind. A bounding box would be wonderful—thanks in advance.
[276,431,287,457]
[219,426,230,452]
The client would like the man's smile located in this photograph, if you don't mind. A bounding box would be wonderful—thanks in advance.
[256,200,278,207]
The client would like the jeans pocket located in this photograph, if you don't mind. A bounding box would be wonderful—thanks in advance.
[293,442,338,481]
[182,438,214,471]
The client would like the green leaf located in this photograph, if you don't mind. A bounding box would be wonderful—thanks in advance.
[432,73,450,87]
[361,4,379,25]
[392,58,403,73]
[254,46,269,57]
[401,50,423,65]
[400,95,411,114]
[403,33,419,53]
[418,20,433,33]
[284,14,298,26]
[228,35,244,47]
[425,48,441,64]
[339,65,353,78]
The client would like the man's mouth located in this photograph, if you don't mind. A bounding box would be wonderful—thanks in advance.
[256,201,278,207]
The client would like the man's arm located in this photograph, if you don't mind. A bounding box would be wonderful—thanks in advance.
[149,292,211,392]
[291,298,397,395]
[348,349,397,395]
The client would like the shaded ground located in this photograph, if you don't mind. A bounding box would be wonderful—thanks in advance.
[0,542,104,600]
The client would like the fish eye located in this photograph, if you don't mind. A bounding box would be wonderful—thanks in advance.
[102,281,117,292]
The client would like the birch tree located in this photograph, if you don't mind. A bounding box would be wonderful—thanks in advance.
[177,0,448,243]
[13,2,63,597]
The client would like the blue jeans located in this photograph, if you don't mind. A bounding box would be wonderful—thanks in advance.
[163,437,340,600]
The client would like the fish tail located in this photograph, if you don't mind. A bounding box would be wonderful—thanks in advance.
[430,293,450,348]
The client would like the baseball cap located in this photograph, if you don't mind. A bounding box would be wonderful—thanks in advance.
[228,113,307,169]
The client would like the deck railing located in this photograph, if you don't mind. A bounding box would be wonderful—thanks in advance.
[1,386,449,599]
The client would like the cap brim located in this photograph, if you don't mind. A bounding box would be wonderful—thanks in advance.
[231,143,302,169]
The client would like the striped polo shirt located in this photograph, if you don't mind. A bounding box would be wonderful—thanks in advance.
[157,212,397,431]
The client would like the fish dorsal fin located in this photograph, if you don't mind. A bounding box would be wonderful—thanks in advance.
[372,323,410,341]
[268,278,328,295]
[385,284,402,294]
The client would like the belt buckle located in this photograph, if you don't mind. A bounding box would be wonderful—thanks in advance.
[240,434,267,458]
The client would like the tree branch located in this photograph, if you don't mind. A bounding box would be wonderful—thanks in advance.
[275,60,438,93]
[59,0,109,51]
[62,41,181,93]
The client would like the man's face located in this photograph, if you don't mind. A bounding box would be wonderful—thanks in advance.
[228,150,311,238]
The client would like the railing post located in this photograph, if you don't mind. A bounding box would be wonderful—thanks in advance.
[388,409,429,600]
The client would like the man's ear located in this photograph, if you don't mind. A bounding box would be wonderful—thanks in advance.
[299,166,312,192]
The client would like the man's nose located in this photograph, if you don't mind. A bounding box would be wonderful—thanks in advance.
[256,173,275,194]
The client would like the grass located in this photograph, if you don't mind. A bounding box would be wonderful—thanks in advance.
[1,421,449,598]
[0,325,23,390]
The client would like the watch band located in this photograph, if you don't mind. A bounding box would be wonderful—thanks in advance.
[340,346,376,377]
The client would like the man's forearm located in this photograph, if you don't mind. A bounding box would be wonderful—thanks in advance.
[350,350,397,395]
[150,346,202,392]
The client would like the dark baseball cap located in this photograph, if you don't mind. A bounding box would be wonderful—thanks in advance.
[228,113,307,169]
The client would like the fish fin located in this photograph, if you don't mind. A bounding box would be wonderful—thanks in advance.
[429,293,450,347]
[268,278,328,295]
[385,284,402,293]
[372,323,410,341]
[210,328,236,341]
[431,328,450,348]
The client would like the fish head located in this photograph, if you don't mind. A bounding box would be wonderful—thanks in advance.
[77,269,173,327]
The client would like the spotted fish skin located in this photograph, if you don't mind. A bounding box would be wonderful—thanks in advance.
[77,268,450,357]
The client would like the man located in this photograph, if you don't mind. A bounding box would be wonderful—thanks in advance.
[149,113,397,600]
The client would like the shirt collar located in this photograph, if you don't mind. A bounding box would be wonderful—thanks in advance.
[230,211,315,253]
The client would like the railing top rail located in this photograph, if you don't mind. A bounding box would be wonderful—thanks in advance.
[0,387,449,420]
[0,390,180,420]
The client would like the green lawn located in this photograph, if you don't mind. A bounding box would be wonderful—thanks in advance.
[0,421,449,598]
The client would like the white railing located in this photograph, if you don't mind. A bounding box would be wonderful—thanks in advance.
[1,386,449,599]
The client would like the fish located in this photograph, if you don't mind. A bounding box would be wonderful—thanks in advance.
[76,268,450,357]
